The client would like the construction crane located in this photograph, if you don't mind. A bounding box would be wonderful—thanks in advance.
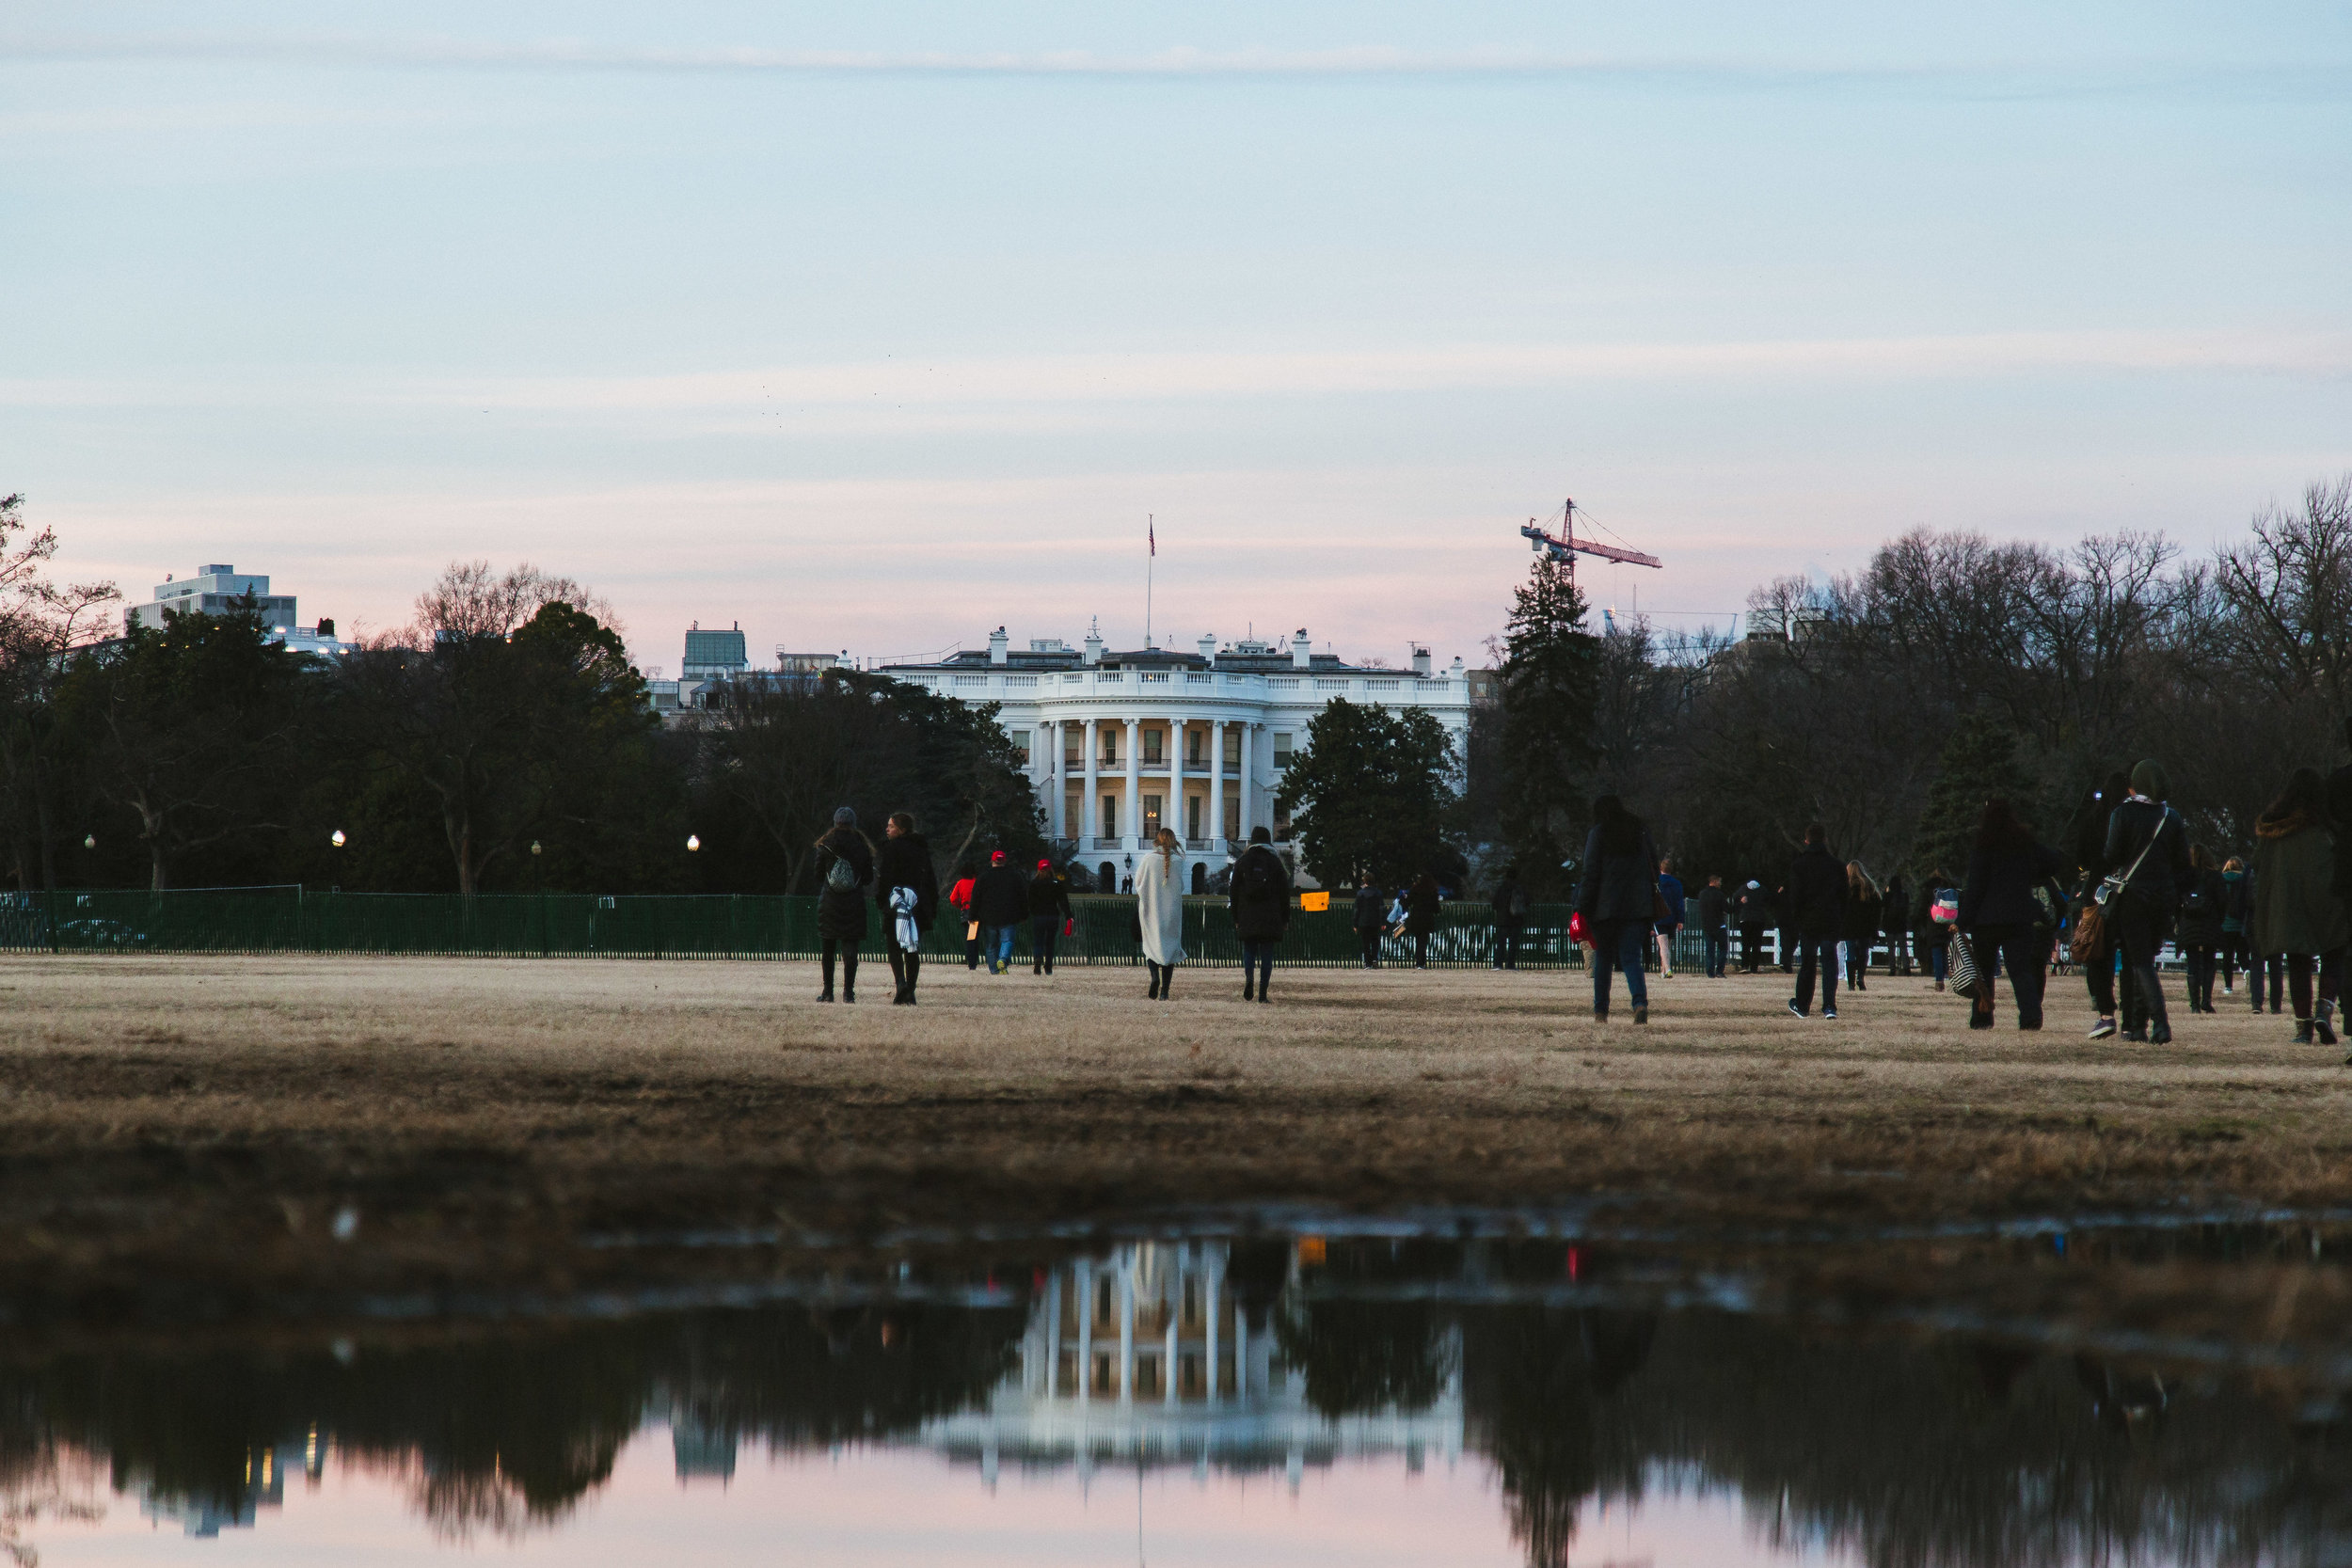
[1518,497,1661,583]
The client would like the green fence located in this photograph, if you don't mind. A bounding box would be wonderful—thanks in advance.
[0,888,1753,970]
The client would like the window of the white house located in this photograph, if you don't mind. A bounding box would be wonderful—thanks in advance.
[1272,732,1294,767]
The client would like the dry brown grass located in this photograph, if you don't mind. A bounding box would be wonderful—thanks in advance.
[3,954,2349,1307]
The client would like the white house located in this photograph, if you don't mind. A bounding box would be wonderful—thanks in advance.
[878,626,1470,884]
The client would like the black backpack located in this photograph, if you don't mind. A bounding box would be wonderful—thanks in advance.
[1240,851,1281,901]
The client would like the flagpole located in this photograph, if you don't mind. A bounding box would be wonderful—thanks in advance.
[1146,514,1154,648]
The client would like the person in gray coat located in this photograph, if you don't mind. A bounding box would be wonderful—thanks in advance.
[1574,795,1661,1023]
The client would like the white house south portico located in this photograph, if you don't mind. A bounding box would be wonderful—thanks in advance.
[879,626,1470,887]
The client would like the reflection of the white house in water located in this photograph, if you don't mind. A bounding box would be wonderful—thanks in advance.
[918,1241,1463,1491]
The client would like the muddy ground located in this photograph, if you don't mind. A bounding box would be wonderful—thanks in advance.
[4,954,2350,1323]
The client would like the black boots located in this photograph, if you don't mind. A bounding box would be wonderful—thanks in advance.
[2134,964,2171,1045]
[2319,999,2340,1046]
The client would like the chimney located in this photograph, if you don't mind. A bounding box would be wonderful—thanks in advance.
[1197,632,1217,660]
[1291,628,1311,671]
[317,617,336,639]
[1410,643,1432,677]
[1083,622,1104,666]
[988,626,1009,666]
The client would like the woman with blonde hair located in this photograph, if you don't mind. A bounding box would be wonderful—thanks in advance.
[1136,827,1188,1000]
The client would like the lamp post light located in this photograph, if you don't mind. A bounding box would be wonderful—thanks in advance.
[330,830,346,848]
[686,834,701,852]
[83,834,94,851]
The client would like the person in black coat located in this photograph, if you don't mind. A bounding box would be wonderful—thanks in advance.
[1696,874,1729,978]
[1733,880,1767,973]
[1489,865,1527,972]
[1785,825,1847,1019]
[2068,770,2135,1033]
[2101,758,2193,1043]
[813,807,875,1003]
[1228,827,1293,1001]
[971,849,1031,975]
[1352,879,1387,969]
[1957,797,2066,1029]
[1405,874,1442,969]
[1574,795,1661,1023]
[1026,859,1073,975]
[2174,845,2229,1013]
[874,811,939,1005]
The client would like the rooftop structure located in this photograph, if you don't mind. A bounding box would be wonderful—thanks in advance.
[681,624,749,681]
[129,563,352,657]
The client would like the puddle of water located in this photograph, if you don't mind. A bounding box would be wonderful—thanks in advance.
[7,1229,2352,1567]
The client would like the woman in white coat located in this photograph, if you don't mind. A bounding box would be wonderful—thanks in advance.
[1136,828,1188,1000]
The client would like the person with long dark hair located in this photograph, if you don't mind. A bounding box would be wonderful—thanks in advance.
[1405,872,1442,969]
[1027,857,1073,975]
[813,806,875,1003]
[874,810,938,1006]
[1575,795,1661,1022]
[2176,845,2228,1013]
[1840,863,1882,991]
[2101,760,2192,1043]
[1786,826,1848,1019]
[1228,826,1292,1001]
[1958,798,2066,1030]
[1352,877,1386,969]
[2251,767,2349,1047]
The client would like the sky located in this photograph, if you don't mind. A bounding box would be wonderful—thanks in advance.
[4,3,2349,674]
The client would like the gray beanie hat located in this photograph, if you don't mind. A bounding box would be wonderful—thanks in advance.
[833,805,856,827]
[2129,759,2169,800]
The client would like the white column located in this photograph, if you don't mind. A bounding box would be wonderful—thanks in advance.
[1045,1271,1063,1398]
[1048,721,1065,839]
[1083,719,1100,843]
[1233,1300,1248,1402]
[1118,1264,1135,1406]
[1209,720,1226,852]
[1164,1284,1180,1408]
[1076,1260,1094,1399]
[1123,718,1140,844]
[1169,717,1185,841]
[1239,724,1254,840]
[1205,1257,1222,1402]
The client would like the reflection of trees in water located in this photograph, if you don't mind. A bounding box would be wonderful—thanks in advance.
[0,1298,1027,1544]
[1274,1239,1457,1418]
[1461,1307,1656,1568]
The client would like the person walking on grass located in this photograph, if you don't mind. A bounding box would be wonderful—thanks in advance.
[875,810,938,1006]
[2251,767,2348,1049]
[2176,845,2228,1014]
[1352,877,1387,969]
[970,849,1029,975]
[2220,854,2250,1003]
[1883,871,1912,976]
[1405,873,1441,969]
[1697,873,1730,978]
[1136,828,1187,999]
[1230,826,1292,1002]
[2070,772,2136,1038]
[1575,795,1661,1024]
[1786,825,1847,1020]
[1735,880,1767,973]
[1653,858,1686,978]
[1915,868,1952,991]
[1841,863,1882,992]
[1489,865,1527,971]
[2099,759,2191,1044]
[948,862,980,971]
[1027,858,1072,975]
[814,806,875,1004]
[1958,798,2066,1031]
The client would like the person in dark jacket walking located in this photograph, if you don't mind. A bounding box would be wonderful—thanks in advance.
[2175,846,2228,1013]
[2070,772,2137,1037]
[1958,798,2066,1029]
[1027,859,1073,975]
[1653,859,1686,978]
[1774,882,1797,974]
[1882,873,1911,976]
[1489,866,1527,971]
[1352,879,1387,969]
[874,811,939,1005]
[948,863,980,970]
[2101,759,2193,1043]
[1404,874,1442,969]
[971,849,1031,975]
[813,806,875,1003]
[1786,826,1848,1019]
[1840,864,1882,991]
[1229,827,1292,1001]
[1734,880,1767,973]
[2222,856,2275,1012]
[1697,874,1730,978]
[2252,767,2350,1047]
[1914,870,1952,990]
[1574,795,1661,1023]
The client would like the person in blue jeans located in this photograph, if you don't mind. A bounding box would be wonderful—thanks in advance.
[1695,873,1730,978]
[1574,795,1661,1023]
[968,848,1030,975]
[1786,824,1849,1019]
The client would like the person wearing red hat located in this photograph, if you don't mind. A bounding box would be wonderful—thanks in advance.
[971,848,1030,974]
[1027,858,1073,974]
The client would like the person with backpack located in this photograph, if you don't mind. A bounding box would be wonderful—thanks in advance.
[1352,878,1387,969]
[971,849,1031,975]
[1958,798,2066,1030]
[2099,759,2194,1044]
[2251,767,2348,1047]
[1696,873,1730,978]
[1027,858,1073,975]
[1136,828,1187,999]
[813,806,875,1003]
[2176,845,2229,1013]
[1229,827,1292,1002]
[1652,858,1686,978]
[1575,795,1661,1022]
[875,810,938,1006]
[1489,866,1528,971]
[1914,869,1952,991]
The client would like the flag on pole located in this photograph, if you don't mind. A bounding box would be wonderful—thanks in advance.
[1149,516,1155,556]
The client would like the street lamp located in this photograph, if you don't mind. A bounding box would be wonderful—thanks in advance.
[531,840,542,856]
[686,834,701,852]
[82,834,94,850]
[330,830,346,848]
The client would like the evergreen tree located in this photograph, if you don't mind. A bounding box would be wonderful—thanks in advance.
[1496,554,1603,893]
[1908,711,2031,879]
[1277,699,1457,889]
